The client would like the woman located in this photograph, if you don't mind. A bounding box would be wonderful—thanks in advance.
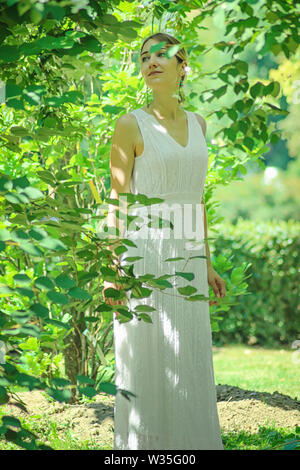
[103,32,226,450]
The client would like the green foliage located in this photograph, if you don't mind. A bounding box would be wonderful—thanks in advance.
[211,219,300,346]
[213,160,300,223]
[0,170,138,448]
[0,0,299,450]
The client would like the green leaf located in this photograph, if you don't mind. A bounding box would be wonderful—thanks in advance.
[0,286,14,295]
[14,274,31,285]
[102,105,124,115]
[1,416,22,428]
[37,170,56,185]
[271,81,281,97]
[149,41,167,54]
[101,266,119,277]
[18,337,39,352]
[45,96,64,107]
[152,279,173,288]
[13,176,30,190]
[19,324,41,337]
[133,305,156,312]
[235,60,248,75]
[68,287,92,300]
[175,271,195,281]
[186,294,209,301]
[50,378,72,388]
[138,313,153,323]
[78,386,97,398]
[28,303,49,318]
[55,275,76,289]
[46,319,69,329]
[38,237,67,251]
[84,316,98,323]
[11,229,30,241]
[6,98,24,110]
[114,308,133,320]
[250,82,263,98]
[177,285,198,296]
[131,286,152,299]
[23,85,46,105]
[14,287,35,299]
[76,375,94,385]
[0,178,13,192]
[46,291,69,305]
[5,192,28,204]
[123,256,143,262]
[243,136,254,150]
[61,90,84,104]
[81,36,102,52]
[19,242,44,257]
[0,228,11,241]
[215,85,227,98]
[28,227,48,241]
[0,388,9,405]
[5,82,22,100]
[46,388,72,403]
[98,382,117,396]
[21,187,44,200]
[57,43,84,56]
[34,276,54,290]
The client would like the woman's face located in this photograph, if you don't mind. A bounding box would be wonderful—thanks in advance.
[140,38,185,92]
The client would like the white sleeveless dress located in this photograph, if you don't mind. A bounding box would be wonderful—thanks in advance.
[113,108,223,450]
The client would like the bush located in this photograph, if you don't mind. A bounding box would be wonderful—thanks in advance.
[211,219,300,347]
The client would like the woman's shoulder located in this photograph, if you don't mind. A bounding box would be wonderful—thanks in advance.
[193,112,207,138]
[114,111,141,136]
[118,108,146,126]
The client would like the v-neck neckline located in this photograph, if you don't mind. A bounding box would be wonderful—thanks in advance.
[139,108,190,150]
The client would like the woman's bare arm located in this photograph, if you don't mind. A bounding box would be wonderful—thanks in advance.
[106,113,136,266]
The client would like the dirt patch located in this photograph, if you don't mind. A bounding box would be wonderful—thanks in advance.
[216,385,299,434]
[2,385,299,448]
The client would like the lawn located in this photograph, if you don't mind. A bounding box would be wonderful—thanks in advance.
[213,344,299,400]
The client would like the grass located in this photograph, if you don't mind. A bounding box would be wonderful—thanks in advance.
[222,425,300,450]
[0,344,299,450]
[213,344,299,400]
[0,411,111,450]
[1,415,299,451]
[212,344,300,450]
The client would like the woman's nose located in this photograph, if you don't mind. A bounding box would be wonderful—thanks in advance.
[148,54,159,66]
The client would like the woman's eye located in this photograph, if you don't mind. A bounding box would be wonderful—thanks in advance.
[142,52,165,62]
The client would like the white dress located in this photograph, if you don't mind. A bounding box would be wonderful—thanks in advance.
[113,107,223,450]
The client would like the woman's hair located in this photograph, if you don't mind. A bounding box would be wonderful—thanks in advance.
[139,32,188,104]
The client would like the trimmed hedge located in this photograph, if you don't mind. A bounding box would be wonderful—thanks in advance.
[211,218,300,347]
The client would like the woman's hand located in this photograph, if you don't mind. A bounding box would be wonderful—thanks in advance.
[207,265,226,306]
[103,280,127,316]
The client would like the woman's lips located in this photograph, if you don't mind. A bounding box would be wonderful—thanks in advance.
[149,71,162,76]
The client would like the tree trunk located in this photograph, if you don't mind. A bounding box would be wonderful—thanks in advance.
[63,309,86,403]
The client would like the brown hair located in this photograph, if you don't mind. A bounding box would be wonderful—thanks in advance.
[140,32,188,104]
